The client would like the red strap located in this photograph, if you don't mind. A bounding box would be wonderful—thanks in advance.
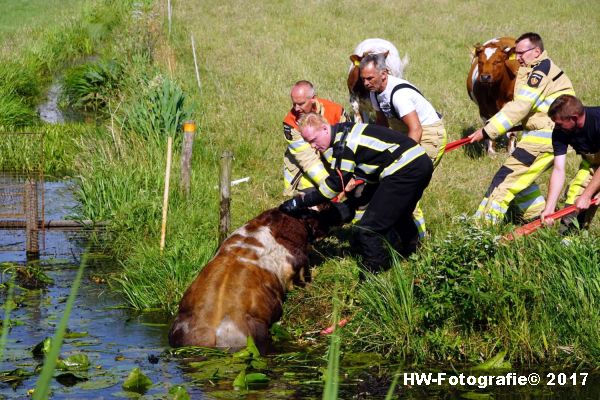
[505,197,600,240]
[320,318,349,335]
[444,137,471,152]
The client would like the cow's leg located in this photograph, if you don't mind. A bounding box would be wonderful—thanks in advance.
[349,94,363,123]
[507,132,517,155]
[486,138,496,155]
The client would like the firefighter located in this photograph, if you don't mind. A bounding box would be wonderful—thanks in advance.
[468,32,575,223]
[359,52,447,238]
[282,80,349,197]
[279,113,433,273]
[541,95,600,231]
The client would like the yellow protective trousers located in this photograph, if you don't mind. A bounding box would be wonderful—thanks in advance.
[563,157,600,228]
[475,133,554,223]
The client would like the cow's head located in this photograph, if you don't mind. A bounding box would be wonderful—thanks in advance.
[474,43,516,84]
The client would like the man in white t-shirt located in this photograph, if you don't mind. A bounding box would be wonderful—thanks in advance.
[360,53,447,167]
[360,53,447,240]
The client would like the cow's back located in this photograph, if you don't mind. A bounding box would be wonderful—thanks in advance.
[168,209,317,351]
[168,254,286,349]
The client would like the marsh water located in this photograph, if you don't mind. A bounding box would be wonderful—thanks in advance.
[1,178,600,399]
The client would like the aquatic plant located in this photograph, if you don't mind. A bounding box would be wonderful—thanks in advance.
[62,59,123,112]
[116,74,191,144]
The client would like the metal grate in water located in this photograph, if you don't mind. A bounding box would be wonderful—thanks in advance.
[0,132,45,254]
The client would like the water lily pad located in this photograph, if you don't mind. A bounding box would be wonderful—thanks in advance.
[342,352,384,367]
[55,371,88,386]
[270,323,292,342]
[32,337,52,357]
[187,358,245,381]
[168,385,190,399]
[472,350,511,371]
[233,369,269,390]
[245,372,269,388]
[250,358,267,370]
[64,331,89,339]
[56,353,91,371]
[0,368,32,386]
[233,369,246,389]
[78,375,121,390]
[122,367,152,394]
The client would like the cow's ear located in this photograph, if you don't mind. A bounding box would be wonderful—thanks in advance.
[473,44,483,55]
[382,50,390,59]
[349,54,361,66]
[503,46,515,55]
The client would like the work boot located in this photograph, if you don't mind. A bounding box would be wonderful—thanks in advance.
[399,234,421,258]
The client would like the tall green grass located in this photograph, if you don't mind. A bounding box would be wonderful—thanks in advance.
[0,0,136,128]
[347,226,600,365]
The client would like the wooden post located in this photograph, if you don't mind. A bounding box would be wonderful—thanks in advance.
[160,137,173,254]
[180,120,195,197]
[24,178,39,256]
[219,150,233,245]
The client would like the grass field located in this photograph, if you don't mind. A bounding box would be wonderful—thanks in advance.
[169,0,600,229]
[0,0,86,47]
[160,0,600,364]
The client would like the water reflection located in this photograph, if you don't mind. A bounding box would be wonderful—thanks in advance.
[0,178,200,398]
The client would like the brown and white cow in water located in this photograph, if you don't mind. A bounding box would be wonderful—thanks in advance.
[168,207,340,353]
[348,38,409,123]
[467,37,520,155]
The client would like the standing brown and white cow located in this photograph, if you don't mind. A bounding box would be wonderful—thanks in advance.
[467,37,520,155]
[347,38,408,123]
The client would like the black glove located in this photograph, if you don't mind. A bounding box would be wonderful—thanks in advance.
[279,196,303,214]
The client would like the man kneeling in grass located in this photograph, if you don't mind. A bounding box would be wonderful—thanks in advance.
[279,112,433,274]
[541,94,600,231]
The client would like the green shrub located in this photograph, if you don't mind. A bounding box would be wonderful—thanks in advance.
[62,59,123,111]
[413,217,500,328]
[0,95,38,128]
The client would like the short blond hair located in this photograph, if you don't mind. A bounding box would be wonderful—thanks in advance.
[298,112,327,131]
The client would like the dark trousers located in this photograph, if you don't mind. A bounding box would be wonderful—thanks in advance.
[353,155,433,273]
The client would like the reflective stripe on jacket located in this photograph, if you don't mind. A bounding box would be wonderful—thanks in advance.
[484,51,574,142]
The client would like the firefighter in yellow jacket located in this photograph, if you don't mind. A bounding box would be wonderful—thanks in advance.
[283,80,348,196]
[468,32,575,223]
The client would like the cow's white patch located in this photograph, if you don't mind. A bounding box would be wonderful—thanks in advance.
[174,320,189,335]
[468,65,479,102]
[228,225,295,289]
[350,38,406,78]
[215,316,247,348]
[484,47,497,61]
